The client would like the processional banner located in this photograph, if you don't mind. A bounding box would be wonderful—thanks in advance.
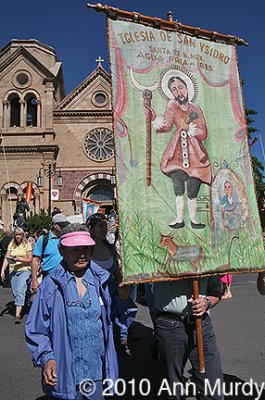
[108,18,264,283]
[82,199,101,223]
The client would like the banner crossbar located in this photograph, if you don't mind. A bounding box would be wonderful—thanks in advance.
[86,3,248,46]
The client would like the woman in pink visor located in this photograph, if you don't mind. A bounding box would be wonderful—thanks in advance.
[25,223,120,400]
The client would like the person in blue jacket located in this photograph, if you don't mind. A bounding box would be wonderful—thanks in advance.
[25,223,136,400]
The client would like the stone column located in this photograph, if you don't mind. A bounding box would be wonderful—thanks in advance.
[0,193,10,227]
[34,193,40,214]
[37,100,41,127]
[2,100,8,128]
[44,82,54,130]
[19,100,25,128]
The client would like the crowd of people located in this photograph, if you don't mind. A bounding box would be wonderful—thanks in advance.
[0,205,264,400]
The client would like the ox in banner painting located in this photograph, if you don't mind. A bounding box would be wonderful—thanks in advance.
[108,19,264,283]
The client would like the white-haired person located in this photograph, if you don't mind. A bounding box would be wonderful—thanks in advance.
[25,223,135,400]
[1,226,32,323]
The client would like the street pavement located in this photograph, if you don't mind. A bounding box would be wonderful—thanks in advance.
[0,273,264,400]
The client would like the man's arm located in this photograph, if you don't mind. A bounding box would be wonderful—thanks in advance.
[189,276,222,317]
[31,256,40,294]
[257,272,265,295]
[189,295,220,318]
[31,235,44,294]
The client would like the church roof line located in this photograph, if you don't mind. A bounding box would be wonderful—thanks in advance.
[0,46,59,79]
[56,63,110,110]
[0,39,57,58]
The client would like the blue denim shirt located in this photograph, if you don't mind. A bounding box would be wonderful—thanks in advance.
[65,269,105,384]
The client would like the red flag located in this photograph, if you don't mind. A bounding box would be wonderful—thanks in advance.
[25,182,32,203]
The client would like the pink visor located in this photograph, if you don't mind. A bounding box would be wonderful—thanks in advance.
[60,231,95,247]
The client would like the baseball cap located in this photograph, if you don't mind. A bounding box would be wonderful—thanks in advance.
[52,213,70,227]
[60,231,95,247]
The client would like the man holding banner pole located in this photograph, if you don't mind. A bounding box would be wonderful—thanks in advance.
[153,276,224,399]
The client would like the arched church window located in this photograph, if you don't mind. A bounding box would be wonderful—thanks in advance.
[22,186,35,196]
[26,94,37,126]
[6,187,18,195]
[10,96,20,127]
[5,186,18,204]
[88,185,113,202]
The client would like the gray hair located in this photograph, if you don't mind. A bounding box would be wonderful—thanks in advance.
[59,223,89,238]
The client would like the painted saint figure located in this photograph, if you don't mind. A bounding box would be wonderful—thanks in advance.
[220,181,239,212]
[146,71,211,229]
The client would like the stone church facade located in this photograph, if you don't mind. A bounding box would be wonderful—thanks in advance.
[0,39,115,225]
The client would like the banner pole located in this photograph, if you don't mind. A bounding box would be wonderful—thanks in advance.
[143,89,153,186]
[192,278,205,373]
[86,3,248,46]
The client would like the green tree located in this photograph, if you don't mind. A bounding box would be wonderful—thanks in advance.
[26,209,51,235]
[246,108,265,229]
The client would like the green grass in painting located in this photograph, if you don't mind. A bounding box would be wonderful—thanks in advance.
[120,212,169,278]
[119,209,264,281]
[130,211,149,273]
[119,210,131,276]
[146,219,162,271]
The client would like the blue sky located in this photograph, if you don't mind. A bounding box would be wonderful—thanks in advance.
[1,0,264,166]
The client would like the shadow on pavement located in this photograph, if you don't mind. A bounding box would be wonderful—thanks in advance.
[113,321,166,400]
[35,397,50,400]
[0,300,15,317]
[0,299,30,318]
[33,323,265,400]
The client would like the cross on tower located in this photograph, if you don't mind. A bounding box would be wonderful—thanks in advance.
[96,56,104,66]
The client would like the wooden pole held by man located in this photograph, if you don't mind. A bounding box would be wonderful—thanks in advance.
[192,278,205,373]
